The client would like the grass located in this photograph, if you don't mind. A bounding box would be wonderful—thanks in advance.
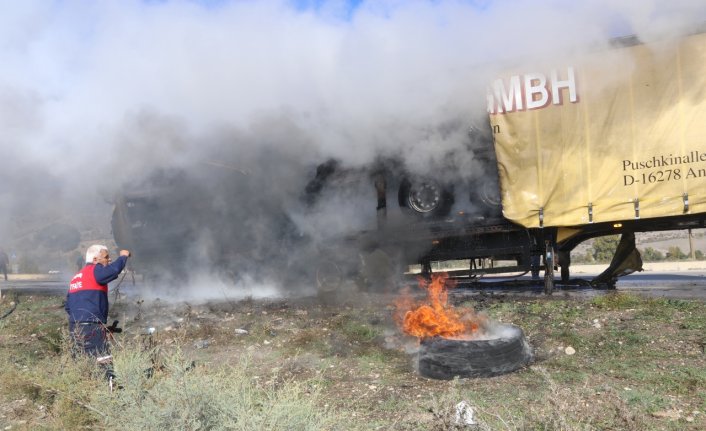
[0,291,704,430]
[1,340,336,430]
[95,349,335,430]
[0,298,336,430]
[591,292,644,310]
[341,320,380,343]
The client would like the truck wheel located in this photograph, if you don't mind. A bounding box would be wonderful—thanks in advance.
[316,259,343,294]
[398,178,454,219]
[417,324,532,379]
[472,180,503,217]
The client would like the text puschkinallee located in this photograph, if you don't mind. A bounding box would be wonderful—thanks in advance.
[622,151,706,186]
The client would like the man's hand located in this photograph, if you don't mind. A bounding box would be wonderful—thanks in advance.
[119,250,131,258]
[107,320,122,333]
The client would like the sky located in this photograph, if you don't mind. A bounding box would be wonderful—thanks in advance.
[1,0,705,291]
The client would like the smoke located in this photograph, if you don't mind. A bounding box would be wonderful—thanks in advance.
[1,0,704,298]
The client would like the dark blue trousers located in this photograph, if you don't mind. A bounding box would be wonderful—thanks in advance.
[69,322,109,358]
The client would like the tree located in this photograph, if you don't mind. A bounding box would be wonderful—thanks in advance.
[666,246,687,260]
[591,235,620,263]
[572,251,595,264]
[641,247,664,262]
[18,254,40,274]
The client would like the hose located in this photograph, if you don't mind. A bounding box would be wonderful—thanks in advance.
[0,293,18,320]
[111,268,129,303]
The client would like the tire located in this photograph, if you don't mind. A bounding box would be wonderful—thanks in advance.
[314,260,344,306]
[316,259,343,294]
[472,179,503,217]
[398,178,454,219]
[418,324,532,379]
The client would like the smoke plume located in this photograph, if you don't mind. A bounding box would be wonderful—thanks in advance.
[1,0,704,299]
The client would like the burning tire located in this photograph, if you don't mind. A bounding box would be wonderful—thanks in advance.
[417,324,532,379]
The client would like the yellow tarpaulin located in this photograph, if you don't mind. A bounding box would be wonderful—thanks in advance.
[489,32,706,228]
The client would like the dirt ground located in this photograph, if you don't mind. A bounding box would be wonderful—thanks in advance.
[1,285,704,430]
[108,287,705,429]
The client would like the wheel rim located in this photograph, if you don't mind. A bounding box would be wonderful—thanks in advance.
[478,180,501,207]
[407,182,441,213]
[316,260,343,293]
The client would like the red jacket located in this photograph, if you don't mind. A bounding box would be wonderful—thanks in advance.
[65,256,127,324]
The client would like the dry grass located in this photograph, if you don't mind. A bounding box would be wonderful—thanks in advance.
[0,290,704,430]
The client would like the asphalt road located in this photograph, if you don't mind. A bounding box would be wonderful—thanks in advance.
[1,270,705,300]
[453,270,706,300]
[608,271,706,299]
[0,279,69,297]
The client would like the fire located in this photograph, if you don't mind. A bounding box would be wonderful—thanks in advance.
[394,273,484,339]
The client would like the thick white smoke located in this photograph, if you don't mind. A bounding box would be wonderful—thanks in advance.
[1,0,704,297]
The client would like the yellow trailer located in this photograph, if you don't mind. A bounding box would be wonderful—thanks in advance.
[489,31,706,229]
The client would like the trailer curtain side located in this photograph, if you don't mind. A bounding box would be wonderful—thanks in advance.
[489,31,706,228]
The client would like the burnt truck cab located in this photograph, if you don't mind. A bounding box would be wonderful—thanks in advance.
[307,30,706,293]
[301,127,551,287]
[303,120,706,294]
[303,150,706,293]
[111,170,213,280]
[111,168,306,284]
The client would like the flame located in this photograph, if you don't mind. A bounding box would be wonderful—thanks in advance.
[394,273,484,339]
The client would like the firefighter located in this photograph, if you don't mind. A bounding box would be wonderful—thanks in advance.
[65,245,130,364]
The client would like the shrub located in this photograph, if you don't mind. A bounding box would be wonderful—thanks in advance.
[666,246,688,260]
[591,236,620,263]
[95,347,335,430]
[571,251,595,264]
[18,254,41,274]
[640,247,664,262]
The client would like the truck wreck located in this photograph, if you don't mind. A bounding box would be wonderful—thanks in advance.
[303,29,706,293]
[111,167,310,286]
[112,29,706,295]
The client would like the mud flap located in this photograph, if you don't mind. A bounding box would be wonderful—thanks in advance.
[591,232,643,288]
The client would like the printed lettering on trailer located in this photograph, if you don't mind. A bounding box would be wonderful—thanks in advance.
[487,67,578,114]
[622,151,706,186]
